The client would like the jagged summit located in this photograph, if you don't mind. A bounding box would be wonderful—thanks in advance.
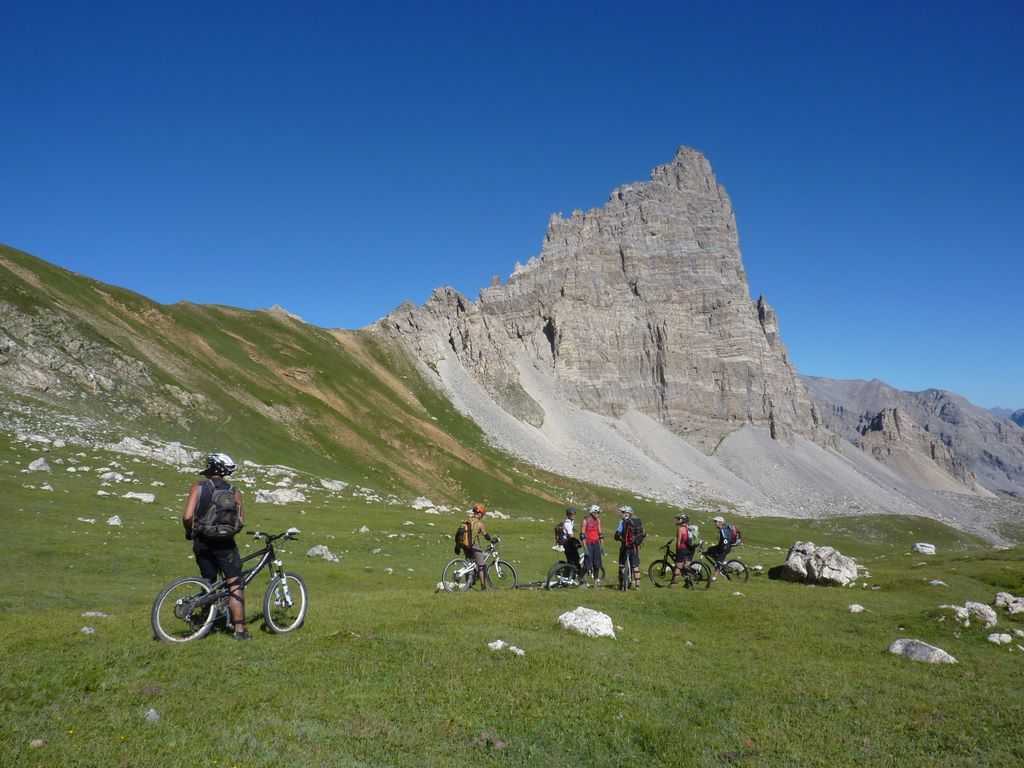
[381,146,825,452]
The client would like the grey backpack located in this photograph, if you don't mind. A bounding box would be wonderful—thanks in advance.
[193,480,243,540]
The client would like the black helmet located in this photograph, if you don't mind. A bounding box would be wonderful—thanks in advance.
[203,452,236,477]
[676,513,689,523]
[566,508,577,517]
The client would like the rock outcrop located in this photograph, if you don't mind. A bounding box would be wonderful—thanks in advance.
[854,408,989,496]
[803,376,1024,497]
[381,147,827,453]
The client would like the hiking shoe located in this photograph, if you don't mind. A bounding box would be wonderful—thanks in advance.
[232,630,252,641]
[595,579,602,588]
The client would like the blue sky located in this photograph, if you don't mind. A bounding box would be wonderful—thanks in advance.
[2,2,1021,408]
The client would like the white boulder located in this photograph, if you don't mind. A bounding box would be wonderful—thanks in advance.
[107,516,123,527]
[123,492,155,504]
[557,607,615,639]
[28,458,51,472]
[320,479,348,491]
[888,638,957,664]
[912,543,936,555]
[772,541,858,586]
[987,633,1012,646]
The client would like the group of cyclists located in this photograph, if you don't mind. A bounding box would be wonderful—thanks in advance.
[458,501,740,591]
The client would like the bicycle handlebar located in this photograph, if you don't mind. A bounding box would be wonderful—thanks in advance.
[249,528,301,542]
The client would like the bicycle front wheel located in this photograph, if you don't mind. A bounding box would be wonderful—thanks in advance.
[487,560,518,589]
[263,572,308,633]
[689,561,712,590]
[442,558,474,593]
[723,559,749,583]
[151,576,217,643]
[647,558,674,588]
[546,562,577,590]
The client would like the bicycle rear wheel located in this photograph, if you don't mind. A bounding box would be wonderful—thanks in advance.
[688,561,712,590]
[545,562,577,590]
[151,576,217,643]
[263,572,308,633]
[647,558,674,588]
[487,559,518,589]
[723,559,749,583]
[442,558,474,593]
[619,562,633,591]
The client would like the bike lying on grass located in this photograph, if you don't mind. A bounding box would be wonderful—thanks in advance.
[151,528,308,643]
[648,540,712,589]
[545,546,606,590]
[442,539,518,592]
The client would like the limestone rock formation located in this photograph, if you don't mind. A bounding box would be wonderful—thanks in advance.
[381,147,826,452]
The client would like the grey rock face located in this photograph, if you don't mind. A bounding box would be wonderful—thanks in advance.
[381,147,826,452]
[1013,409,1024,429]
[803,376,1024,497]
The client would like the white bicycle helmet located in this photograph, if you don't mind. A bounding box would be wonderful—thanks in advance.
[203,452,236,477]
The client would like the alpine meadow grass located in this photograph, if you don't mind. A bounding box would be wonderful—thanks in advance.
[2,439,1023,768]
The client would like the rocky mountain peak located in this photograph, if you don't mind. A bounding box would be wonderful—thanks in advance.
[380,146,825,453]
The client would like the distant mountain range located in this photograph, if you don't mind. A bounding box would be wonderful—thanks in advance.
[2,148,1021,541]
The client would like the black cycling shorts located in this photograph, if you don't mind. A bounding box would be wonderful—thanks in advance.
[192,537,243,582]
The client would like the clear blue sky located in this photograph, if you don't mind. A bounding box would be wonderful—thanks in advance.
[2,2,1021,408]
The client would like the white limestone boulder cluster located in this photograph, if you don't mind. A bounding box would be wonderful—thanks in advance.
[938,601,998,629]
[769,542,858,586]
[995,592,1024,615]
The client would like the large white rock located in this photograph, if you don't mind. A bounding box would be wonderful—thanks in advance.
[106,515,123,526]
[912,542,936,555]
[888,638,957,664]
[123,492,155,504]
[557,607,615,639]
[320,479,348,491]
[987,633,1012,645]
[28,458,51,472]
[774,541,858,586]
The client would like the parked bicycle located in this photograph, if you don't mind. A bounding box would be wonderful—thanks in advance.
[442,539,518,592]
[151,528,308,643]
[545,547,605,590]
[648,540,711,589]
[703,547,749,583]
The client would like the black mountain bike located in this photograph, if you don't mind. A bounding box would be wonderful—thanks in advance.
[151,528,308,642]
[703,546,749,583]
[648,540,712,589]
[545,544,605,589]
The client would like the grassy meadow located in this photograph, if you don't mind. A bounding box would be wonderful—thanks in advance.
[2,436,1024,768]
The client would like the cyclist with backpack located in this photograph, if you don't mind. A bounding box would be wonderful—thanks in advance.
[708,515,740,580]
[463,503,495,590]
[558,508,584,583]
[581,504,605,587]
[668,513,696,587]
[613,505,644,591]
[182,452,249,640]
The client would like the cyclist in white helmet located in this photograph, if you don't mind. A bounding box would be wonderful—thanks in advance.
[182,452,249,640]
